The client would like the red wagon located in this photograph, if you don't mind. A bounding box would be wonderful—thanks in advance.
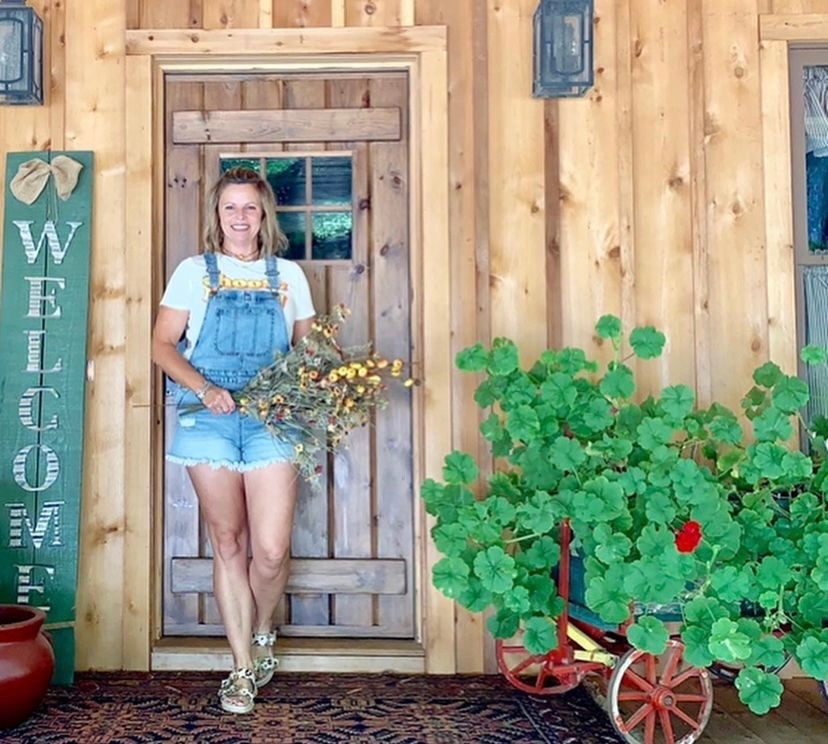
[496,520,714,744]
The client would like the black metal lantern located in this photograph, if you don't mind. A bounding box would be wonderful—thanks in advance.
[533,0,593,98]
[0,0,43,105]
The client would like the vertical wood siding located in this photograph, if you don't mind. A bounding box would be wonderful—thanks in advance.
[64,0,127,670]
[0,0,808,671]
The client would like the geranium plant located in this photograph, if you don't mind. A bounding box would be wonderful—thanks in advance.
[422,315,828,714]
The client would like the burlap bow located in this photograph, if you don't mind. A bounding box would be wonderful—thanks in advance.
[9,155,84,205]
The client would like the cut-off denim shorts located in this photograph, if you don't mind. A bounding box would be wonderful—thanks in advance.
[167,399,295,472]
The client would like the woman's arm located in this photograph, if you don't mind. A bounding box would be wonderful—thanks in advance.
[151,306,208,393]
[151,306,235,413]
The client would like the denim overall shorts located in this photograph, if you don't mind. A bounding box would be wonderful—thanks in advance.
[167,252,295,470]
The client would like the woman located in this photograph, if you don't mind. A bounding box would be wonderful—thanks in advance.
[151,167,315,714]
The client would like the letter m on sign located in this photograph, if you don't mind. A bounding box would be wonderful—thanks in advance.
[0,150,93,685]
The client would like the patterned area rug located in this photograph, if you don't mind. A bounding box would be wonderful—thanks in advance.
[5,672,623,743]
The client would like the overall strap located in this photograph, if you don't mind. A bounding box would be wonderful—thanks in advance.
[204,251,221,294]
[264,255,281,294]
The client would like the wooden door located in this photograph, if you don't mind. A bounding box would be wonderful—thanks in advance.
[161,72,415,640]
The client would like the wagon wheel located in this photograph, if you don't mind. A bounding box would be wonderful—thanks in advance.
[496,639,584,695]
[607,639,713,744]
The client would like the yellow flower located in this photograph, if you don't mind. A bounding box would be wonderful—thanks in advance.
[390,369,401,377]
[357,385,366,394]
[404,378,416,388]
[328,372,339,382]
[375,359,389,369]
[295,443,304,454]
[358,367,368,378]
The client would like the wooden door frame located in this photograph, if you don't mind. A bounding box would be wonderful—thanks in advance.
[124,27,453,672]
[757,15,814,380]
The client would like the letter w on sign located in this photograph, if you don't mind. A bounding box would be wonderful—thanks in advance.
[0,151,93,685]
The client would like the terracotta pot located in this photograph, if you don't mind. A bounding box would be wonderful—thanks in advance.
[0,605,54,729]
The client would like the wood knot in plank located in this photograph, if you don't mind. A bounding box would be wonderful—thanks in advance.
[358,197,371,210]
[668,175,684,190]
[365,2,377,14]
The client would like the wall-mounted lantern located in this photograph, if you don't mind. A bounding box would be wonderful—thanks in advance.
[533,0,593,99]
[0,0,43,105]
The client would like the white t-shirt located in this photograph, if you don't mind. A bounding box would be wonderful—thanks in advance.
[160,253,316,359]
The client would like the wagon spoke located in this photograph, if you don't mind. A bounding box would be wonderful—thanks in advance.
[644,711,656,744]
[659,707,676,744]
[670,703,701,730]
[623,702,654,731]
[660,643,682,685]
[624,668,655,693]
[673,693,709,703]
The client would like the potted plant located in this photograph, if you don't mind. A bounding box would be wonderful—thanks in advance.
[422,315,828,718]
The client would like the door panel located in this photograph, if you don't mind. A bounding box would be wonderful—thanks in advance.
[162,72,415,640]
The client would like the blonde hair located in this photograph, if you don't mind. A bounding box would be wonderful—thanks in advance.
[203,166,288,256]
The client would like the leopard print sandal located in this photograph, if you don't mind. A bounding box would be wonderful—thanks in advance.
[252,631,279,688]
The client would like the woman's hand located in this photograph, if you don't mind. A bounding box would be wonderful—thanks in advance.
[202,385,236,415]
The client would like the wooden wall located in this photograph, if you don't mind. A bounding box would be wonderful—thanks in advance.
[0,0,819,672]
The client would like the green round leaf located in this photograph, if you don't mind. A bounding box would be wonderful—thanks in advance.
[600,365,635,400]
[771,376,809,413]
[735,667,784,715]
[627,616,669,655]
[506,405,541,442]
[800,344,828,366]
[595,314,622,341]
[486,608,520,639]
[456,343,489,371]
[473,546,516,593]
[753,361,783,388]
[523,616,559,654]
[629,326,666,359]
[660,385,695,421]
[488,338,520,376]
[432,556,470,599]
[796,636,828,679]
[442,451,479,485]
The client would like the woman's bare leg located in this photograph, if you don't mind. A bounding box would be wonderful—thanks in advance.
[244,462,299,634]
[187,464,255,671]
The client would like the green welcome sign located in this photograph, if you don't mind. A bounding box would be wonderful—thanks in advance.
[0,151,93,684]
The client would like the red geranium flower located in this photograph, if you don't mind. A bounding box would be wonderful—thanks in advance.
[675,520,702,553]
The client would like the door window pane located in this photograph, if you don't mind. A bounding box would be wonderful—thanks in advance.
[276,211,306,261]
[266,158,306,206]
[312,212,352,260]
[220,157,260,173]
[312,157,352,206]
